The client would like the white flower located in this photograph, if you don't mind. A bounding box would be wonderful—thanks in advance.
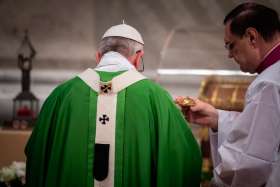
[0,167,16,182]
[10,161,26,178]
[0,161,26,182]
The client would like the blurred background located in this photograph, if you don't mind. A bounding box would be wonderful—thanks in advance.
[3,0,279,121]
[0,0,279,185]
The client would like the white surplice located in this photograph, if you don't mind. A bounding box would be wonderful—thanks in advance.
[210,60,280,187]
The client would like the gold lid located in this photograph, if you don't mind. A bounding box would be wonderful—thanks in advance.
[176,97,196,107]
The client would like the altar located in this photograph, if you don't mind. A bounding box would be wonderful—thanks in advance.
[0,129,31,168]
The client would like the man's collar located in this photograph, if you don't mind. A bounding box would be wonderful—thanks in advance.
[256,42,280,73]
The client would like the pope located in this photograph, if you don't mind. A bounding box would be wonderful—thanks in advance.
[25,23,202,187]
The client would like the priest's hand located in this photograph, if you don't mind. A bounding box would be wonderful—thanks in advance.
[175,96,218,131]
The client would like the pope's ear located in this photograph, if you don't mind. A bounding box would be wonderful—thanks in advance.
[136,50,144,59]
[95,52,102,64]
[135,50,144,71]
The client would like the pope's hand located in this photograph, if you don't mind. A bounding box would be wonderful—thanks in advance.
[175,96,218,131]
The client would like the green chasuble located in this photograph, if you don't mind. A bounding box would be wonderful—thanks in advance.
[25,69,202,187]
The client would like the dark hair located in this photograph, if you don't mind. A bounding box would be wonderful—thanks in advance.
[224,2,280,41]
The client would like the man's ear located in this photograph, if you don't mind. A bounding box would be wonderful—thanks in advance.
[95,52,102,64]
[245,27,258,45]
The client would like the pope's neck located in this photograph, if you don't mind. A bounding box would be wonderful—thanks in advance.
[95,51,136,72]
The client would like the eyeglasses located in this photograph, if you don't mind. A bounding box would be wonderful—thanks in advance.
[138,56,144,72]
[136,50,144,72]
[225,41,236,51]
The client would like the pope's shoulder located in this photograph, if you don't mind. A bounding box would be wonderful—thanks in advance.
[46,76,86,100]
[129,78,173,99]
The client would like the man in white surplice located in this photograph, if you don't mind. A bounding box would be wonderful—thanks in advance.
[176,2,280,187]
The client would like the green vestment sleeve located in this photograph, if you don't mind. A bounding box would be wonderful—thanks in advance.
[25,77,97,187]
[113,78,202,187]
[151,86,202,187]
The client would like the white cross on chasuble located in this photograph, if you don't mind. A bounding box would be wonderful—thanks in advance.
[78,68,146,187]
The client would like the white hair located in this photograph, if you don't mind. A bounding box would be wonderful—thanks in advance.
[98,36,143,57]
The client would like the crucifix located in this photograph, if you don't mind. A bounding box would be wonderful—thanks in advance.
[99,114,110,125]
